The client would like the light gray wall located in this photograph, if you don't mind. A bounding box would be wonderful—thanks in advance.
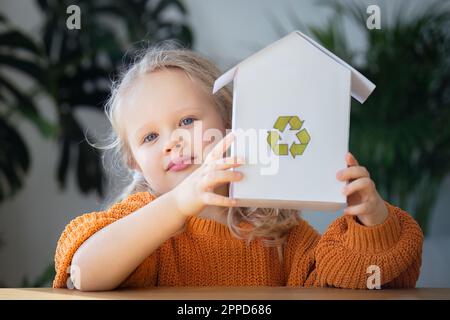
[0,0,449,288]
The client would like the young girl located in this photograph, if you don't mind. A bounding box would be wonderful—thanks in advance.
[52,41,423,291]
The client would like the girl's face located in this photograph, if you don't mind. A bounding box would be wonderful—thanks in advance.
[119,68,226,195]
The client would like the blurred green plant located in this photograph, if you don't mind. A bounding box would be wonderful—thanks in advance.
[0,0,193,287]
[36,0,193,196]
[0,0,193,202]
[280,1,450,234]
[0,13,55,201]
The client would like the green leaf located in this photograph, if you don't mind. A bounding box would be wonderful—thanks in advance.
[0,31,40,54]
[0,117,30,201]
[0,75,55,137]
[0,54,44,83]
[152,0,187,19]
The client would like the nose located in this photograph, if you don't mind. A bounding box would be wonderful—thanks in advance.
[164,136,184,155]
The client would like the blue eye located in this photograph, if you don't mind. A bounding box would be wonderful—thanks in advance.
[143,132,158,143]
[180,117,195,126]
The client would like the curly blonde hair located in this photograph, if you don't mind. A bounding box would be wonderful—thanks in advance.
[99,40,301,263]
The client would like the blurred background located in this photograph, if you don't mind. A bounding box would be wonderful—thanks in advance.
[0,0,449,288]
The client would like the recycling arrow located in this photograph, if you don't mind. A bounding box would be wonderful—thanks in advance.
[267,115,311,158]
[267,130,288,155]
[273,116,303,131]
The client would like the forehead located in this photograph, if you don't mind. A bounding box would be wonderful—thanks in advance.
[119,68,212,134]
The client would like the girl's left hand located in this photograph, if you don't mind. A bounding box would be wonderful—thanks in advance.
[336,152,389,227]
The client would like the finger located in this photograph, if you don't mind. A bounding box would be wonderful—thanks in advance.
[201,170,243,190]
[336,166,370,181]
[342,177,375,197]
[343,202,369,215]
[202,192,237,207]
[205,132,235,162]
[212,156,246,170]
[346,152,359,167]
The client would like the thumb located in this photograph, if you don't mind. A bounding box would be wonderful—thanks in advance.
[347,152,359,167]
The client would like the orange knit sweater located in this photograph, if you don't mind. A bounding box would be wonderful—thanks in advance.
[52,192,423,289]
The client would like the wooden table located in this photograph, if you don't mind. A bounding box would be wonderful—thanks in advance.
[1,287,449,300]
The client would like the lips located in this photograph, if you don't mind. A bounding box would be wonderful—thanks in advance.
[166,156,195,172]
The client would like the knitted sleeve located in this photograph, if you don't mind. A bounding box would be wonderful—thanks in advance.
[310,201,424,289]
[52,192,156,289]
[284,218,321,287]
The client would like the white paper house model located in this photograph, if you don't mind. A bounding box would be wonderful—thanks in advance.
[212,31,376,211]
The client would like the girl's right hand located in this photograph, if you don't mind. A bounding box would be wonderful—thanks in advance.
[171,132,245,218]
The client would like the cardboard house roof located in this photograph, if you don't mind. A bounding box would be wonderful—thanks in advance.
[213,30,376,103]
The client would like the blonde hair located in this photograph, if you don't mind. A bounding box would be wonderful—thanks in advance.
[100,40,300,263]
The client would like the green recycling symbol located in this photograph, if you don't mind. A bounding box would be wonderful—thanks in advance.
[266,116,311,158]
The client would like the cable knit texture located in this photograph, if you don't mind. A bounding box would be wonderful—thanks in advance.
[53,192,423,289]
